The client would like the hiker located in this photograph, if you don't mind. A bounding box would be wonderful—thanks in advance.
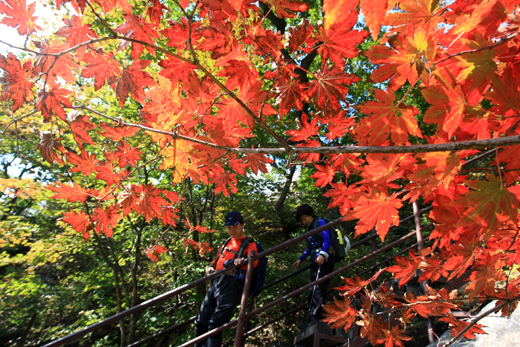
[292,204,335,329]
[194,211,258,347]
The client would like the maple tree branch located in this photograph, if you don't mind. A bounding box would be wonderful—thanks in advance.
[442,294,520,347]
[87,2,118,37]
[0,37,114,58]
[434,33,518,65]
[1,110,38,134]
[74,106,520,155]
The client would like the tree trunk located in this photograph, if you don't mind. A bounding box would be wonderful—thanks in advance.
[275,166,296,213]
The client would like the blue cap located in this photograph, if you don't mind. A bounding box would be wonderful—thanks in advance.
[225,212,243,226]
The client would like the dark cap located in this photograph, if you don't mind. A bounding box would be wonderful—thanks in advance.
[225,212,243,226]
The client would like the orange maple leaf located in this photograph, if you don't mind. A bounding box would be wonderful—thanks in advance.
[311,164,336,188]
[322,297,357,331]
[61,210,92,242]
[386,250,421,287]
[0,0,42,35]
[356,88,422,145]
[0,53,34,112]
[146,245,168,263]
[440,314,487,340]
[347,190,403,241]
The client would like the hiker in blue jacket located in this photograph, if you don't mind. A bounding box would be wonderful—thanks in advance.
[292,204,335,329]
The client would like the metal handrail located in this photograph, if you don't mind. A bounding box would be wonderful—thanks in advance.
[42,206,433,347]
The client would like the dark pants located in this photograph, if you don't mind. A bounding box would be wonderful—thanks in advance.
[308,255,334,321]
[195,275,244,347]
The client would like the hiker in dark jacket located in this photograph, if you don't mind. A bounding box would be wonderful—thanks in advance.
[194,211,258,347]
[292,204,335,329]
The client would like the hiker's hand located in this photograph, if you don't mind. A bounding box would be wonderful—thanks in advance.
[205,267,215,276]
[292,259,301,268]
[234,258,245,266]
[315,255,325,266]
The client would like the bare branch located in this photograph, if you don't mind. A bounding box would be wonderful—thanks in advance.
[1,110,38,134]
[434,33,518,65]
[75,106,520,155]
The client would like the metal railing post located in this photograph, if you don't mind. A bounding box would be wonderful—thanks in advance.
[413,201,435,344]
[234,250,256,346]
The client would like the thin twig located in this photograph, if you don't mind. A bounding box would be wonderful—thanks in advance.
[1,110,38,134]
[434,33,518,65]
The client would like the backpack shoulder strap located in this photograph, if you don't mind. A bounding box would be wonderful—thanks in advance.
[219,237,232,257]
[237,237,254,259]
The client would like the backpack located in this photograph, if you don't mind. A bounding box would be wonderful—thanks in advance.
[219,237,268,297]
[314,218,351,262]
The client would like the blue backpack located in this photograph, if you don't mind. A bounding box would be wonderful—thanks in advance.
[219,237,268,297]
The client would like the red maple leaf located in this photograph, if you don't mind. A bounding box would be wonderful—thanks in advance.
[295,140,321,163]
[212,169,238,197]
[334,269,384,296]
[114,141,142,168]
[315,11,368,69]
[386,250,421,287]
[356,88,422,145]
[56,0,89,13]
[146,245,169,263]
[159,55,197,83]
[70,114,96,150]
[440,314,487,340]
[36,82,73,122]
[0,0,42,35]
[325,112,355,141]
[92,0,132,14]
[147,0,169,28]
[161,17,201,50]
[311,164,335,188]
[61,210,92,241]
[322,297,357,331]
[360,0,390,40]
[99,123,140,142]
[33,39,80,84]
[49,182,90,203]
[67,151,97,176]
[95,163,128,186]
[242,152,274,175]
[267,0,309,18]
[323,182,357,213]
[81,50,121,91]
[113,60,156,107]
[307,63,358,112]
[56,15,98,58]
[91,206,122,237]
[347,190,403,241]
[286,113,319,142]
[422,68,477,139]
[115,13,161,61]
[274,66,307,117]
[36,131,66,167]
[196,21,236,59]
[0,53,34,111]
[375,326,412,347]
[466,252,505,300]
[132,184,168,222]
[287,18,317,53]
[228,157,247,175]
[365,24,438,90]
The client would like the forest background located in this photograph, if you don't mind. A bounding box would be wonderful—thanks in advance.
[1,0,520,346]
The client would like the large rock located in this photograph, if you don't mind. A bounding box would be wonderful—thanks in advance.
[427,301,520,347]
